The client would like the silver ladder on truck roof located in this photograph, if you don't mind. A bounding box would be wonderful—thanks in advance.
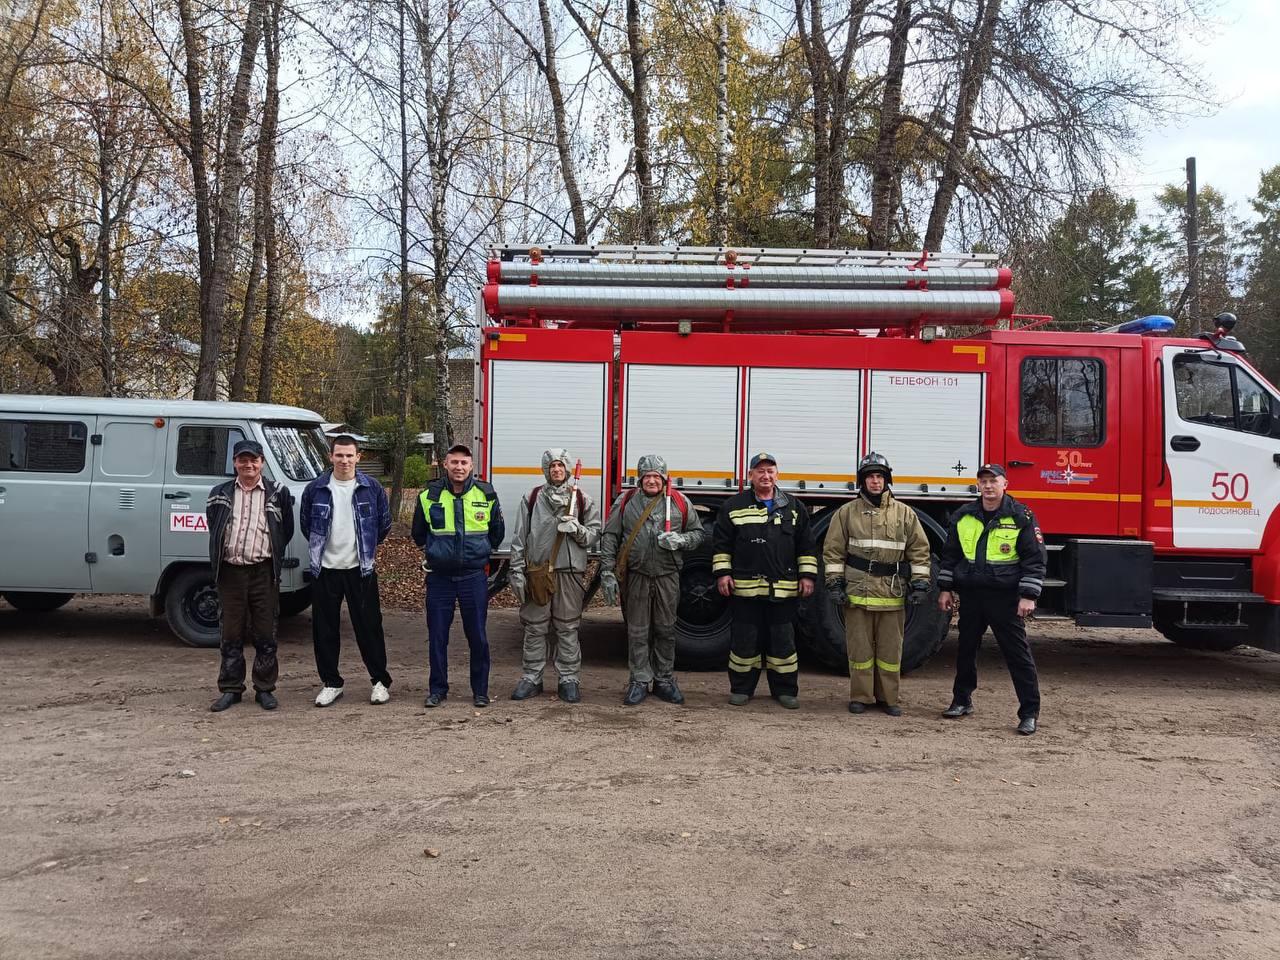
[493,243,999,270]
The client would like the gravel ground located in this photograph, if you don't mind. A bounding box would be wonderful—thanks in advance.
[1,596,1278,960]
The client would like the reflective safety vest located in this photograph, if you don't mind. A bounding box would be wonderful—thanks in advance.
[419,480,500,574]
[937,494,1045,598]
[955,513,1022,568]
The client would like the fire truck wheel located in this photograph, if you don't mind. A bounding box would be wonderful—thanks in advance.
[2,591,74,613]
[674,551,733,670]
[1152,603,1246,651]
[797,555,950,674]
[278,589,312,618]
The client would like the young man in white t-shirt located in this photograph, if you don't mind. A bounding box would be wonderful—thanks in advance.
[299,435,393,706]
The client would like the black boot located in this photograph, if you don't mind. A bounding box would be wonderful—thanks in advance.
[255,690,278,711]
[622,681,648,706]
[210,691,241,712]
[511,679,543,701]
[557,680,581,703]
[652,678,684,704]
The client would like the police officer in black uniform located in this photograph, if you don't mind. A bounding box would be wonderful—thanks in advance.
[937,463,1046,735]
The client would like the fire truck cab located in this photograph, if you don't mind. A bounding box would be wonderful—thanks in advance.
[473,245,1280,671]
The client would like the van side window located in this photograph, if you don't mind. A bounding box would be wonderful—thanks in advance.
[1019,357,1105,447]
[176,426,246,476]
[1173,355,1276,436]
[0,420,88,472]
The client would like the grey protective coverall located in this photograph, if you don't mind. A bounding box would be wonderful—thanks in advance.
[507,449,602,684]
[599,480,705,683]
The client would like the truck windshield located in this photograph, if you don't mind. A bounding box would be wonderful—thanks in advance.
[263,423,330,481]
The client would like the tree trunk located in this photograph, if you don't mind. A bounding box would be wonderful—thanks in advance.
[255,211,281,402]
[923,0,1002,251]
[795,0,830,246]
[96,123,114,395]
[868,0,911,250]
[537,0,588,243]
[176,0,212,323]
[193,0,267,400]
[234,0,281,401]
[625,0,655,242]
[713,0,729,246]
[387,0,412,522]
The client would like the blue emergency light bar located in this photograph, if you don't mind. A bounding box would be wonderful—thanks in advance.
[1115,314,1175,335]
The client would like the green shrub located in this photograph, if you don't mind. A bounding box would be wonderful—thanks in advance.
[402,454,430,488]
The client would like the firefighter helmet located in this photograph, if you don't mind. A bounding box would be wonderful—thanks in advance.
[857,452,893,487]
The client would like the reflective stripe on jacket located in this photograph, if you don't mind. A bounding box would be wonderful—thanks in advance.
[411,477,505,575]
[821,491,930,609]
[711,489,818,599]
[938,494,1046,598]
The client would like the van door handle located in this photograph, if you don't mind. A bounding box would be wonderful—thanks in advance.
[1008,460,1033,468]
[1170,435,1200,452]
[164,492,190,500]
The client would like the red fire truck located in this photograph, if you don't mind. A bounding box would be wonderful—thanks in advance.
[471,244,1280,671]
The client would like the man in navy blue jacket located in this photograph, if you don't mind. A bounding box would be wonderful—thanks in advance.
[411,443,504,708]
[300,435,393,707]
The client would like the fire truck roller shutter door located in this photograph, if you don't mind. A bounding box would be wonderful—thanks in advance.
[797,505,951,673]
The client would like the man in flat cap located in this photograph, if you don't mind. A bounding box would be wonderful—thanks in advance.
[208,439,295,712]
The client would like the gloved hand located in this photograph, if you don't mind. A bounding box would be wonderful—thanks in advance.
[656,531,688,551]
[508,570,527,606]
[826,579,847,608]
[907,580,930,606]
[599,570,619,605]
[557,516,588,543]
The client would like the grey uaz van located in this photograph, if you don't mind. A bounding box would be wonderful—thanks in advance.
[0,396,330,646]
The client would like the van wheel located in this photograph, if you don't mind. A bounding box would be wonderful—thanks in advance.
[164,568,221,648]
[279,589,312,618]
[2,591,74,613]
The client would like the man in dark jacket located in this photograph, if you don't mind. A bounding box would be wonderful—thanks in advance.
[411,443,504,708]
[712,453,818,709]
[937,463,1047,735]
[300,435,393,708]
[207,439,295,712]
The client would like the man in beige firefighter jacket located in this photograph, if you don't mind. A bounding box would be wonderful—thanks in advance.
[507,448,602,704]
[599,455,705,706]
[822,453,931,716]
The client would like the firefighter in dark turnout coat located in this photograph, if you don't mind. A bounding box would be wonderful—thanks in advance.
[712,453,818,709]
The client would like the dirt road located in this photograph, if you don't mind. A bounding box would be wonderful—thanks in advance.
[1,597,1278,959]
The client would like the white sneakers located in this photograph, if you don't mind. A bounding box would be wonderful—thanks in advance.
[315,683,389,706]
[314,686,344,707]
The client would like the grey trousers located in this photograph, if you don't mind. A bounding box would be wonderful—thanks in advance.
[623,571,679,683]
[519,570,586,683]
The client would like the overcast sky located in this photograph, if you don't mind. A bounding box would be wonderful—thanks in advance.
[1122,0,1279,216]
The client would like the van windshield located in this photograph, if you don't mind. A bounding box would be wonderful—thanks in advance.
[263,423,330,481]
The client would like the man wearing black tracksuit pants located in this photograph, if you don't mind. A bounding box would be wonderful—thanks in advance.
[937,463,1046,735]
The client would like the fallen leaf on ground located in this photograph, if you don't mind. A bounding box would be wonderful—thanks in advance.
[217,817,231,825]
[424,848,441,858]
[792,942,806,951]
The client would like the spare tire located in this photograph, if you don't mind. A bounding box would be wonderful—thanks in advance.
[796,505,951,674]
